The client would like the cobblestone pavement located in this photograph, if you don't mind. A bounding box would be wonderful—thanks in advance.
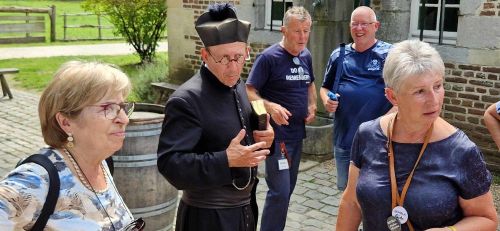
[0,89,341,230]
[0,90,45,174]
[256,160,340,231]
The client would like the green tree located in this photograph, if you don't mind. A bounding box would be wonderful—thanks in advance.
[82,0,167,64]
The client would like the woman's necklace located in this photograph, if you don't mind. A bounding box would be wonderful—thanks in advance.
[63,148,116,231]
[62,148,107,192]
[102,165,136,222]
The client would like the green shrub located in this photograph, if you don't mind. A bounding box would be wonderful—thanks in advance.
[130,61,169,103]
[82,0,167,64]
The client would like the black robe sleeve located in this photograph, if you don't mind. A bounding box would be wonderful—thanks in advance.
[157,95,233,190]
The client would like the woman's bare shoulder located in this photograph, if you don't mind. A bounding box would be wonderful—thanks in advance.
[432,117,458,142]
[379,112,397,137]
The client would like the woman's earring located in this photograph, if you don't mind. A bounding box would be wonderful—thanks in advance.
[66,133,74,148]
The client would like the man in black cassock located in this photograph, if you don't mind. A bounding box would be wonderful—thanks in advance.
[157,3,274,231]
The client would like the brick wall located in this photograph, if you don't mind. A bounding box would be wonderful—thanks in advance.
[183,35,203,74]
[183,0,241,26]
[479,0,500,16]
[182,1,241,76]
[443,63,500,170]
[243,42,272,79]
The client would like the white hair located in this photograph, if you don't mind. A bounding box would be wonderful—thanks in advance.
[383,40,445,92]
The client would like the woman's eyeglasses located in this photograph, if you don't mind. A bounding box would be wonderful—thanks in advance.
[90,102,135,120]
[122,218,145,231]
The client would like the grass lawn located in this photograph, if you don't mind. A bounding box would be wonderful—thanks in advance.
[0,53,168,102]
[0,0,120,43]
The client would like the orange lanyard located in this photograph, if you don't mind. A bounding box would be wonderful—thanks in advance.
[387,114,433,230]
[279,142,291,166]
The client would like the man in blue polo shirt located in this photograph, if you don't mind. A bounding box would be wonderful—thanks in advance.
[320,6,394,191]
[246,6,316,231]
[484,101,500,150]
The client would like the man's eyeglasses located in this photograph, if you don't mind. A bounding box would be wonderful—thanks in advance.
[90,102,135,120]
[206,49,249,65]
[350,22,375,29]
[122,218,145,231]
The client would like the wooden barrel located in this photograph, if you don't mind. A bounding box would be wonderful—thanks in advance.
[113,103,178,231]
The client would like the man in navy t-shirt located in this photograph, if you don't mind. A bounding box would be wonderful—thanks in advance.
[246,6,317,231]
[320,6,394,191]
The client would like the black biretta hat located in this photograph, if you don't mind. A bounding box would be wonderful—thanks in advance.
[195,3,251,47]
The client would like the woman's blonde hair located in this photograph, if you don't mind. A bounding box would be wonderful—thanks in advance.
[38,61,131,148]
[383,40,445,92]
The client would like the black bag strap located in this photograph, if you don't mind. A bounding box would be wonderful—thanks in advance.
[18,154,60,231]
[105,156,114,176]
[331,43,346,93]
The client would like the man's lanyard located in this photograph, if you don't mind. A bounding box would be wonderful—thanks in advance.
[386,113,434,230]
[280,142,291,166]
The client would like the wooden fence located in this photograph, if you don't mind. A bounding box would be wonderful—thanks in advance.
[62,12,119,41]
[0,6,55,44]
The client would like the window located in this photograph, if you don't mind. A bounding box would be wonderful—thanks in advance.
[409,0,460,45]
[265,0,293,31]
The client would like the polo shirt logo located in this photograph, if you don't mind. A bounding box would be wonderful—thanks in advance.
[367,59,381,71]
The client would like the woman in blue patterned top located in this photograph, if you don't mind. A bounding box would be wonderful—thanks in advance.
[0,61,141,230]
[336,40,497,231]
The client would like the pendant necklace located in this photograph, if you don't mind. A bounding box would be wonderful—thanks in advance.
[63,148,117,231]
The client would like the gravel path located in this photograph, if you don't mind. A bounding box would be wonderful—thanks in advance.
[0,41,168,60]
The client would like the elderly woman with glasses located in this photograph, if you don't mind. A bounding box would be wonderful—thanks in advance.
[0,61,143,230]
[336,40,497,231]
